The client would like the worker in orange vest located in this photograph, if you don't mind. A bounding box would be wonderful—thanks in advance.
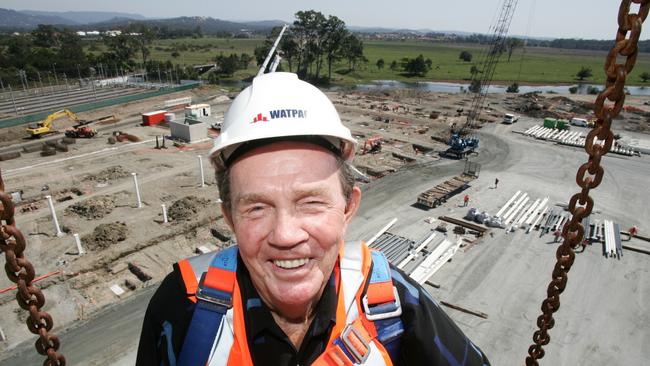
[137,72,490,366]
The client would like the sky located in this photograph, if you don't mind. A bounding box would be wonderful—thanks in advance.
[2,0,645,40]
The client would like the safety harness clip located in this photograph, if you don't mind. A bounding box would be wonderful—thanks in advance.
[362,286,402,321]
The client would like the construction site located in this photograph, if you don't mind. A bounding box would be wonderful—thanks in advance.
[1,2,649,366]
[0,76,648,365]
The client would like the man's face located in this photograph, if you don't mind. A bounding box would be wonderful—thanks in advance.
[223,141,360,319]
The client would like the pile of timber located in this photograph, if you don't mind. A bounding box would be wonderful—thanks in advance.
[417,174,476,208]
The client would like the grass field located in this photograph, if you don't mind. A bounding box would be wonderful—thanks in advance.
[90,37,650,86]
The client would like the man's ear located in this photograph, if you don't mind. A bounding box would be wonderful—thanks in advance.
[344,186,362,224]
[221,203,234,231]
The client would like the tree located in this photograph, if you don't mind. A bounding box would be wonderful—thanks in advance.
[292,10,327,79]
[640,72,650,82]
[470,65,480,76]
[127,24,155,66]
[340,34,364,71]
[402,54,430,76]
[576,66,593,80]
[102,34,137,68]
[322,15,348,81]
[389,60,398,71]
[376,58,385,70]
[56,29,87,76]
[459,51,472,62]
[32,25,61,48]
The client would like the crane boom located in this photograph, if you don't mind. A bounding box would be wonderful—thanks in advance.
[257,25,289,77]
[462,0,519,133]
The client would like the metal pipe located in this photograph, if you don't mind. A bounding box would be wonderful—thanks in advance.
[162,204,168,223]
[198,155,205,187]
[132,173,142,208]
[45,195,64,237]
[73,233,84,255]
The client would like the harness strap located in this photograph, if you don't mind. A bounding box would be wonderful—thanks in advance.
[313,318,373,366]
[363,251,402,321]
[178,246,238,366]
[315,249,404,366]
[177,259,199,303]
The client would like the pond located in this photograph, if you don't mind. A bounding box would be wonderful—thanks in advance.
[354,80,650,96]
[217,78,650,96]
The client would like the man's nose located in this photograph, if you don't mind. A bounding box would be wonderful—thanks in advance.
[269,211,309,247]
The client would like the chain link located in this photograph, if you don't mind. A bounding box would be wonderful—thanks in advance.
[526,1,649,364]
[0,170,65,366]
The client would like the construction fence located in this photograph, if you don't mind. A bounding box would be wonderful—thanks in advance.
[0,83,200,129]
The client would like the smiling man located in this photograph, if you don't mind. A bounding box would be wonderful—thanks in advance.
[136,72,490,366]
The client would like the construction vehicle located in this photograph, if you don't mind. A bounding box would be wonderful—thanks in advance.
[26,109,84,138]
[65,126,97,138]
[444,133,479,159]
[417,161,480,208]
[361,136,383,154]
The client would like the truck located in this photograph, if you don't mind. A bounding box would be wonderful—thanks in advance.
[444,133,479,159]
[65,126,97,138]
[503,113,519,124]
[416,161,480,208]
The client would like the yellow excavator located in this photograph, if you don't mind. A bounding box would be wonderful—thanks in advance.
[25,109,85,138]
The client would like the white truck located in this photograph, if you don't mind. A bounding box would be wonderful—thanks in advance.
[503,113,519,124]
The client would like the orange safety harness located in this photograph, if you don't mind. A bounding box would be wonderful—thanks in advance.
[176,242,404,366]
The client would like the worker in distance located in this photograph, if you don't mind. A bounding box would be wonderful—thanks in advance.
[136,72,490,365]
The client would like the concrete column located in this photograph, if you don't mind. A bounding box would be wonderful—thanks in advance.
[161,204,168,223]
[132,173,142,208]
[45,195,64,237]
[73,233,84,255]
[198,155,205,187]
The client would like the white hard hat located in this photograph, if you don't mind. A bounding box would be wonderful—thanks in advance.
[209,72,356,169]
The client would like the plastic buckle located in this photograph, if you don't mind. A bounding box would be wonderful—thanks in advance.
[362,286,402,321]
[341,324,370,364]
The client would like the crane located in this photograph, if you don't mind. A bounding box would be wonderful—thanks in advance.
[460,0,519,135]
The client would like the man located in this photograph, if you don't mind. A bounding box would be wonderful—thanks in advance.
[137,72,490,365]
[463,195,470,207]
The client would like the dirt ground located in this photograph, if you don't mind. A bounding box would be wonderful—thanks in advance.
[0,84,648,363]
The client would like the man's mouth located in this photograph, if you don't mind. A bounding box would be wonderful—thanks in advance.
[273,258,309,269]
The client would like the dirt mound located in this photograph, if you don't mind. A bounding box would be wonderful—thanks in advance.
[168,196,210,221]
[83,166,130,182]
[83,222,128,250]
[67,196,115,219]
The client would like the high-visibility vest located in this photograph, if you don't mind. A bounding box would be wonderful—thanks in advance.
[176,241,404,366]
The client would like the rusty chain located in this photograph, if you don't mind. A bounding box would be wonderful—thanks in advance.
[0,169,65,366]
[525,1,649,364]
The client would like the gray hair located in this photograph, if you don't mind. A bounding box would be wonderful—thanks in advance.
[215,154,355,213]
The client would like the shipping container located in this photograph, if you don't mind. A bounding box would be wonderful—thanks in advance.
[141,110,167,126]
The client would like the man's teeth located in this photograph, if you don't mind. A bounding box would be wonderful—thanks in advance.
[274,258,309,269]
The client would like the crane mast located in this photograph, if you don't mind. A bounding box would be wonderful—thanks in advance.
[462,0,519,134]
